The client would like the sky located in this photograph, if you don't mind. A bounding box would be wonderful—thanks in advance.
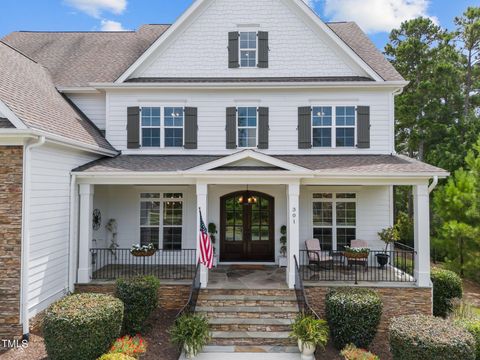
[0,0,478,51]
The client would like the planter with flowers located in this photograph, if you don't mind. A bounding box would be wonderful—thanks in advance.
[108,335,147,359]
[130,244,156,257]
[343,246,370,259]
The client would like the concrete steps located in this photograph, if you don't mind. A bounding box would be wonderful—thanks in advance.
[196,288,299,347]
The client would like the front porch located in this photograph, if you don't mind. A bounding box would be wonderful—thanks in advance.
[71,151,440,290]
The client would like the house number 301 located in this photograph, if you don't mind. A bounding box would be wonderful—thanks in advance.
[291,207,297,224]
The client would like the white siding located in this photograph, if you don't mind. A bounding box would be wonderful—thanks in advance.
[28,144,99,317]
[107,88,393,154]
[68,93,106,130]
[132,0,367,79]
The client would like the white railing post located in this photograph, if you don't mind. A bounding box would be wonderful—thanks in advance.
[196,183,208,288]
[78,184,94,284]
[287,183,300,289]
[414,184,431,287]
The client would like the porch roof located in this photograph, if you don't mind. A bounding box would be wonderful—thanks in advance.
[72,153,448,178]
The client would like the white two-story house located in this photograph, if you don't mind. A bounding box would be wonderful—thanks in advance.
[0,0,447,342]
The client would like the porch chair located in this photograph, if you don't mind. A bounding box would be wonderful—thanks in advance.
[347,239,370,271]
[305,239,333,271]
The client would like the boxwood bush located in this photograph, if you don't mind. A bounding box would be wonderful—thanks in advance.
[43,293,123,360]
[455,318,480,359]
[389,315,475,360]
[116,275,160,334]
[325,287,382,349]
[431,268,463,317]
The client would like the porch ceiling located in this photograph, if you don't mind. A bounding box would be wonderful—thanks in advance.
[72,153,448,179]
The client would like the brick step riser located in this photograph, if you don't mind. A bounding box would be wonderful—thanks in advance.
[199,312,298,319]
[200,289,294,297]
[210,324,292,332]
[197,300,298,307]
[209,338,296,346]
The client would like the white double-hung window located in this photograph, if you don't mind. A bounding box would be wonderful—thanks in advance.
[237,107,257,148]
[312,193,357,251]
[141,107,184,148]
[140,192,183,250]
[239,32,257,68]
[311,106,356,148]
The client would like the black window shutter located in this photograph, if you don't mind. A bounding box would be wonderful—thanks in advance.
[226,107,237,149]
[257,31,269,68]
[184,107,198,149]
[298,107,312,149]
[257,107,269,149]
[357,106,370,149]
[228,32,239,69]
[127,106,140,149]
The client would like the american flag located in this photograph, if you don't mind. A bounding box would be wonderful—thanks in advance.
[199,208,213,269]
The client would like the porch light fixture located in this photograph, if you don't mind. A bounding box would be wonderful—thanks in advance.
[238,186,257,205]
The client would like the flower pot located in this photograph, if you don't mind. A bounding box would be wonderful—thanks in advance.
[184,344,196,359]
[344,252,369,259]
[131,249,156,257]
[298,339,316,360]
[375,253,390,269]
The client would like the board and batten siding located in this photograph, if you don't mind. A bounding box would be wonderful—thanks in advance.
[28,144,99,318]
[131,0,367,78]
[67,93,107,130]
[106,89,393,154]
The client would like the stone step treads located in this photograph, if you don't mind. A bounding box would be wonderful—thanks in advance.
[208,317,293,332]
[202,345,300,354]
[209,331,296,346]
[199,288,294,297]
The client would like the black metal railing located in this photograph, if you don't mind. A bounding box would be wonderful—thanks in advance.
[299,249,416,284]
[294,255,319,318]
[90,248,197,280]
[177,262,201,318]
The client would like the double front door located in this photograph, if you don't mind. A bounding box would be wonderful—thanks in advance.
[220,191,275,262]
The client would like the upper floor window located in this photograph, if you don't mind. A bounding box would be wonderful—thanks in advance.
[237,107,257,148]
[311,106,356,148]
[239,32,257,68]
[141,107,184,148]
[336,106,355,147]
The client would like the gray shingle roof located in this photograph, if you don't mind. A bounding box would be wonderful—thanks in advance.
[2,25,169,87]
[326,22,404,81]
[0,117,14,128]
[0,42,115,151]
[2,22,403,86]
[73,155,223,172]
[73,154,447,176]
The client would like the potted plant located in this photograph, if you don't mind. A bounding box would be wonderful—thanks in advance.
[376,226,399,269]
[279,225,287,267]
[130,243,156,257]
[290,313,329,360]
[208,223,218,267]
[169,313,211,359]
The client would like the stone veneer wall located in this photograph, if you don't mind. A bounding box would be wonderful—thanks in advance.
[306,285,432,348]
[0,146,23,339]
[75,283,191,310]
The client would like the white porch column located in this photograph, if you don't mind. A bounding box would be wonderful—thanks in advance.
[196,183,209,288]
[287,183,300,289]
[78,184,94,284]
[414,184,431,287]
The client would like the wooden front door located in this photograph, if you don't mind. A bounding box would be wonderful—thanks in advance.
[220,191,275,262]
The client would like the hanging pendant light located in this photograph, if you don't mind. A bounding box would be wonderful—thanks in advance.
[239,185,257,205]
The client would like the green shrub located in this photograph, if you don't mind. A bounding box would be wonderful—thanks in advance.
[98,354,136,360]
[455,318,480,360]
[116,276,160,334]
[389,315,475,360]
[169,313,210,357]
[325,287,382,349]
[43,293,123,360]
[431,268,463,317]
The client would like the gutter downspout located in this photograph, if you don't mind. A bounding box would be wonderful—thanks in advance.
[68,174,77,292]
[428,175,439,194]
[20,136,45,341]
